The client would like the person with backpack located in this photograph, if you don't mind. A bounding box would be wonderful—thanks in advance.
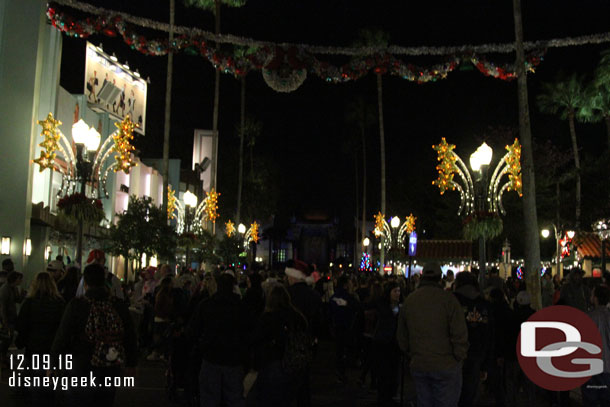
[52,263,137,407]
[250,284,309,406]
[286,260,322,407]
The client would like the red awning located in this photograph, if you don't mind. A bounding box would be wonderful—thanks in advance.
[415,240,472,261]
[574,232,610,259]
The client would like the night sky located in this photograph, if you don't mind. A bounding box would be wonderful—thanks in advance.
[58,0,610,256]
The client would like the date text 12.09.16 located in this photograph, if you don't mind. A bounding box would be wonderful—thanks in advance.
[9,354,72,371]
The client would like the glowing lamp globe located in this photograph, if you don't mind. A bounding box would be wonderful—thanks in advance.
[363,237,370,247]
[85,126,101,151]
[72,119,90,145]
[183,190,197,207]
[477,142,493,166]
[541,229,550,239]
[390,216,400,229]
[238,223,246,234]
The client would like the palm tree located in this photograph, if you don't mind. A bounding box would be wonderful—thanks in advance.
[184,0,247,191]
[513,0,542,309]
[162,0,175,217]
[590,87,610,149]
[356,29,390,271]
[591,53,610,148]
[346,97,376,247]
[537,73,588,228]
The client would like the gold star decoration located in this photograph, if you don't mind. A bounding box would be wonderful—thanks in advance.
[32,113,62,172]
[112,115,138,174]
[405,213,417,234]
[505,138,522,197]
[167,186,177,220]
[250,221,260,243]
[374,212,385,237]
[432,138,458,195]
[225,220,235,237]
[203,188,220,223]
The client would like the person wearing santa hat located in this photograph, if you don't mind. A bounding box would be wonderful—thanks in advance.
[286,260,321,407]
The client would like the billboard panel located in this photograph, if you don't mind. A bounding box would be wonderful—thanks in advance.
[193,129,218,192]
[84,42,147,134]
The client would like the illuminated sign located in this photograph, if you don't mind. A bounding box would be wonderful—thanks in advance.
[84,42,147,134]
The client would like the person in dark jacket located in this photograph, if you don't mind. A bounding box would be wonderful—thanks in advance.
[243,272,265,324]
[0,270,24,366]
[374,281,402,407]
[453,272,492,407]
[251,284,308,406]
[397,262,468,407]
[52,263,137,407]
[487,288,514,407]
[330,275,358,383]
[16,272,65,407]
[560,268,590,312]
[286,260,322,407]
[506,290,536,407]
[57,266,79,303]
[189,273,248,407]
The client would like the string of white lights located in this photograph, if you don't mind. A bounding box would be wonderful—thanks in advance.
[53,0,610,56]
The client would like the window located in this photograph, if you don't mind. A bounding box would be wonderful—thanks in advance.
[276,249,286,263]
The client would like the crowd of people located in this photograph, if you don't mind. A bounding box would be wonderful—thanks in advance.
[0,252,609,407]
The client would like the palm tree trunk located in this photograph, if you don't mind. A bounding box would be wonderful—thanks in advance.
[354,152,360,268]
[210,0,221,192]
[236,75,246,224]
[361,124,367,245]
[513,0,542,309]
[568,110,581,227]
[605,115,610,150]
[377,73,386,272]
[162,0,175,218]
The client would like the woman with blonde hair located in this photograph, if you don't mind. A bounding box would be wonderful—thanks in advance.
[16,272,65,407]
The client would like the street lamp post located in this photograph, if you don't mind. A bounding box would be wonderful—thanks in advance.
[469,142,493,288]
[183,190,198,267]
[433,138,522,290]
[33,114,139,267]
[374,213,416,275]
[593,219,609,273]
[71,120,102,267]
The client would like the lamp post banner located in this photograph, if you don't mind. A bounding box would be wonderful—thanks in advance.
[408,232,417,256]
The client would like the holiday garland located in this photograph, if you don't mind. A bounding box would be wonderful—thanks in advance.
[47,2,547,88]
[462,211,503,240]
[250,222,259,243]
[57,193,105,225]
[50,0,610,56]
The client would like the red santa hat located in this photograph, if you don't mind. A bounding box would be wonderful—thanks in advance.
[285,260,310,280]
[87,249,105,265]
